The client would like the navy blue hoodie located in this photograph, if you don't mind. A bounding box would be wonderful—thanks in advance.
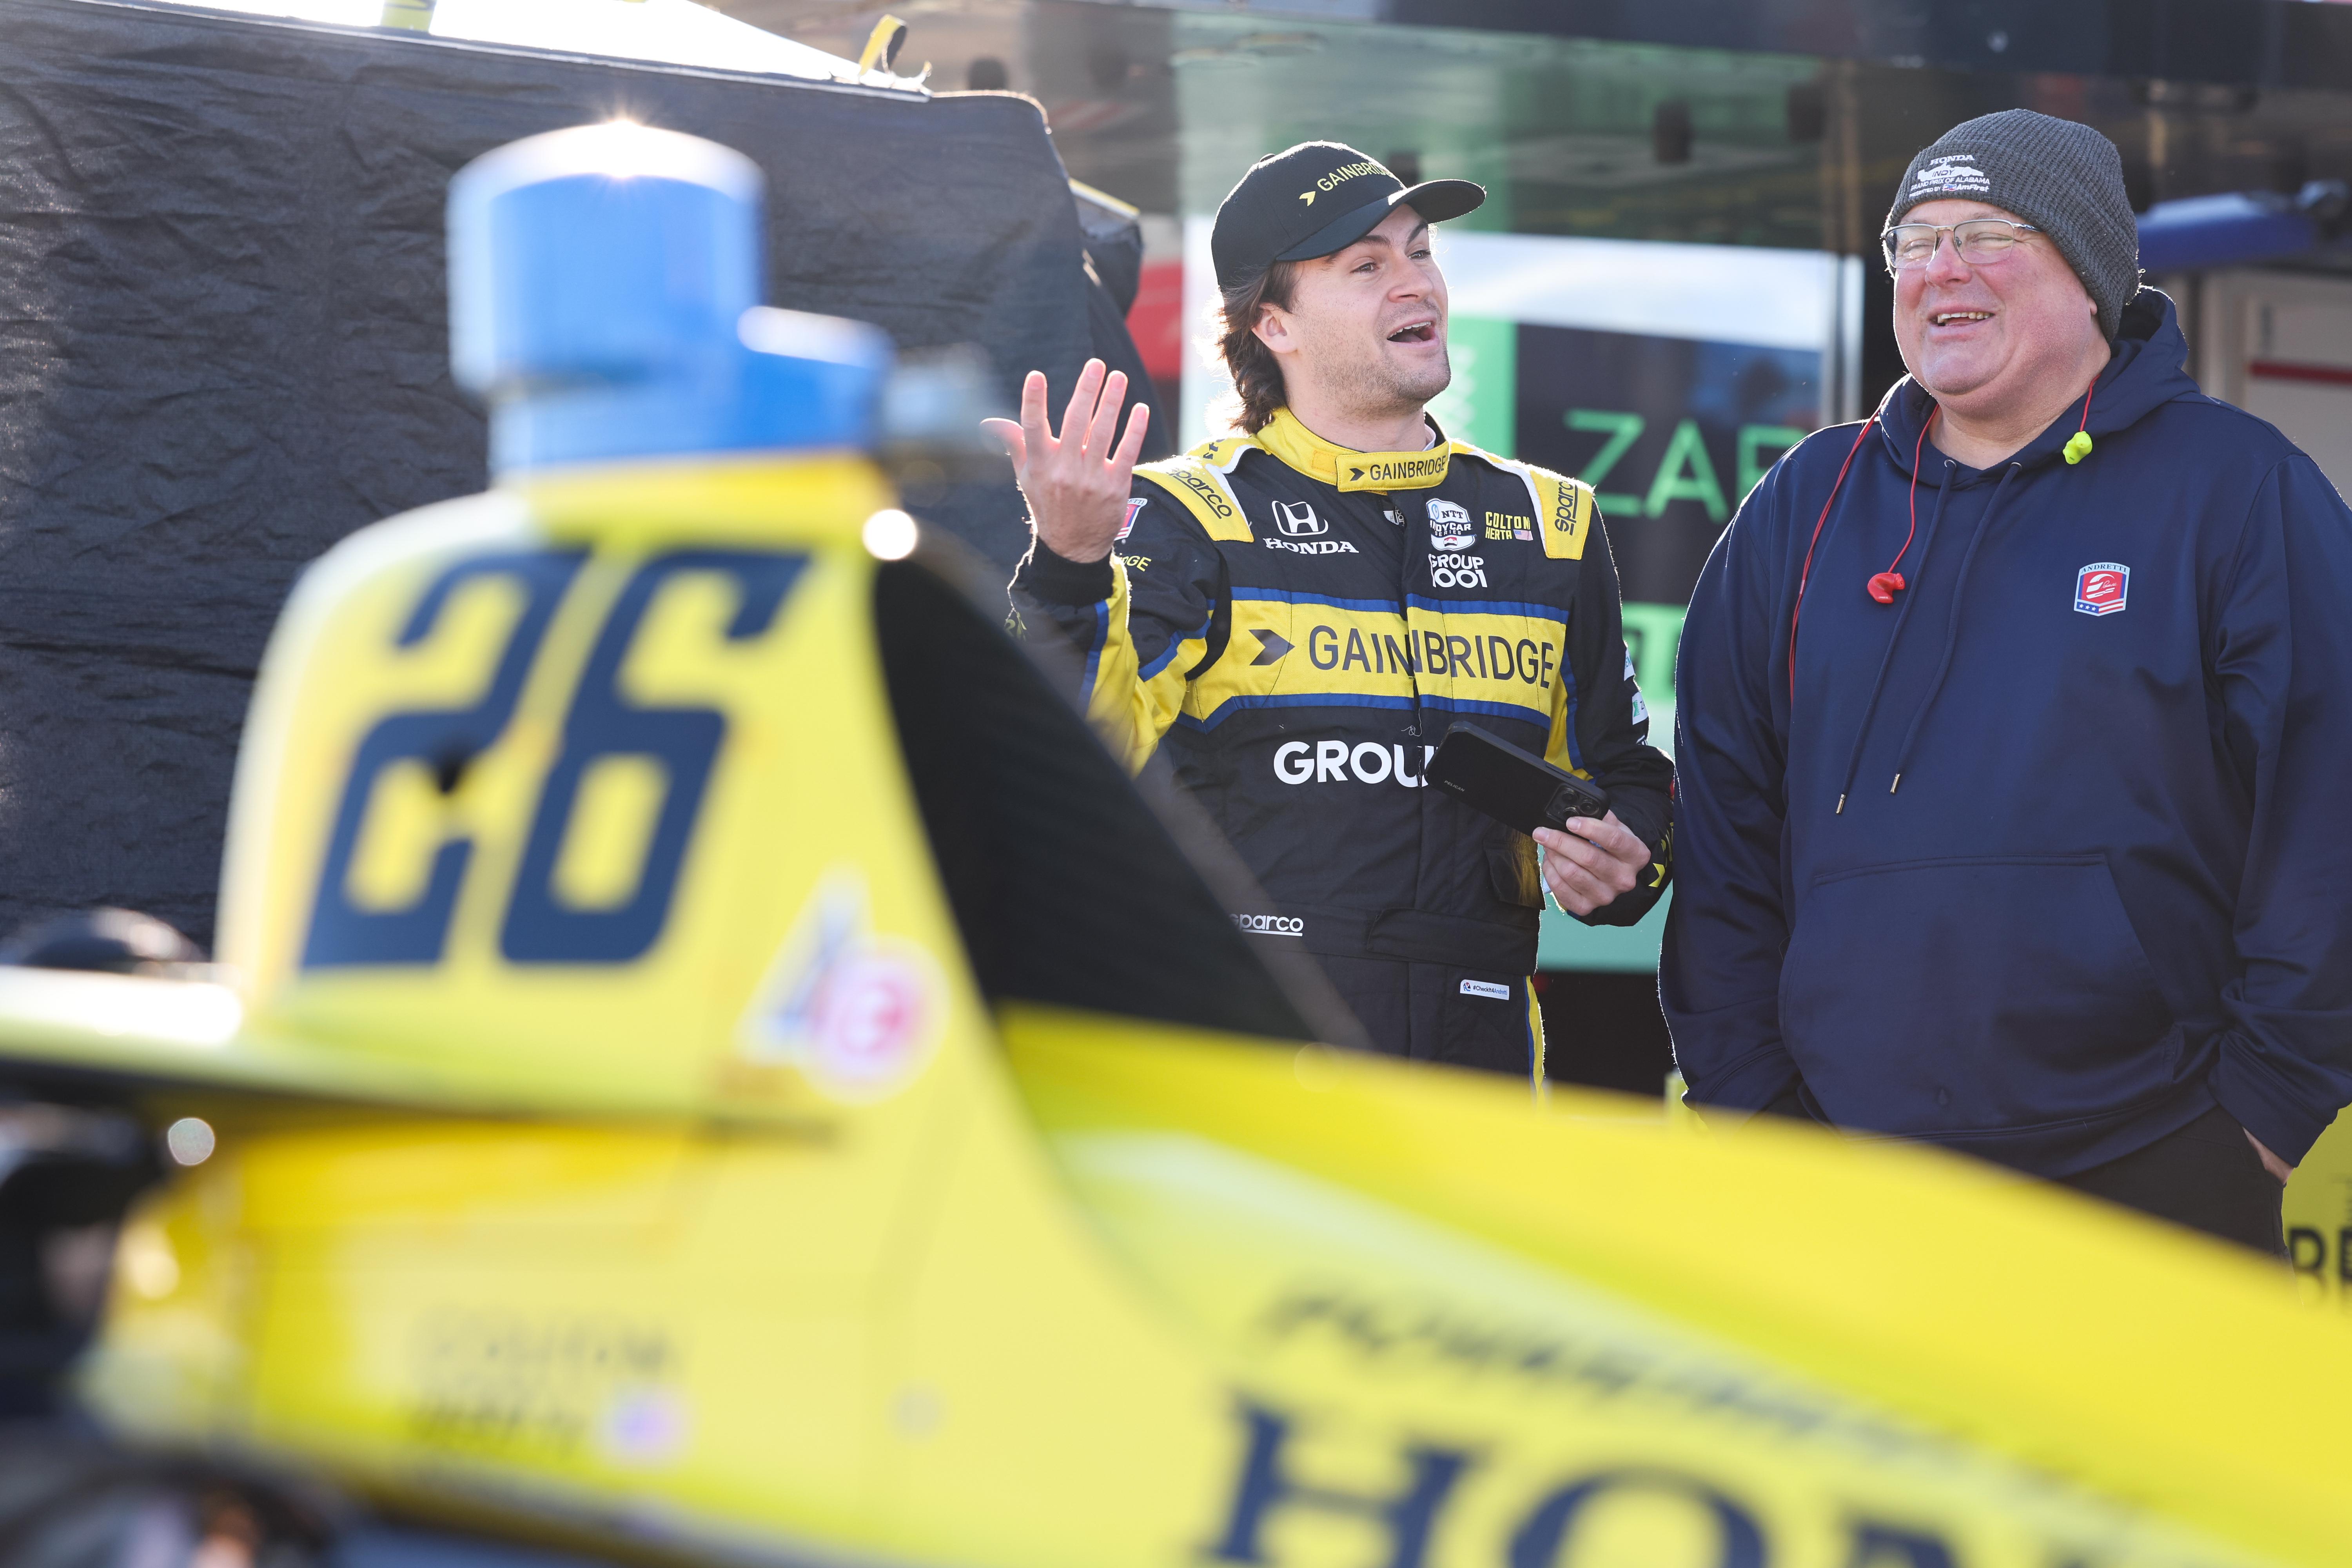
[1663,292,2352,1176]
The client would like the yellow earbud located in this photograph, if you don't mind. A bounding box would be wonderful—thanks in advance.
[2063,430,2093,465]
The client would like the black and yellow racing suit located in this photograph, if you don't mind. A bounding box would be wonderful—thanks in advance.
[1012,408,1672,1078]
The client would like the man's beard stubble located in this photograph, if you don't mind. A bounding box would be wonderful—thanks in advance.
[1299,316,1452,428]
[1341,340,1451,422]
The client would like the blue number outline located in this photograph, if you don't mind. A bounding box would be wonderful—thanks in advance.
[499,550,809,965]
[301,550,586,969]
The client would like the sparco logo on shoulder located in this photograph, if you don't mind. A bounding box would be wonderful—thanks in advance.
[1550,482,1583,539]
[1428,499,1474,551]
[1169,469,1234,519]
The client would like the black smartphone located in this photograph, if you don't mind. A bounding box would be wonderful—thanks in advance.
[1426,722,1610,835]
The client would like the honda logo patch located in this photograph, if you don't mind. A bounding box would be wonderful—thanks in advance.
[2074,561,2128,616]
[1271,500,1327,537]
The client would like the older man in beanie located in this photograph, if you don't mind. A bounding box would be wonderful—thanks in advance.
[1664,109,2352,1253]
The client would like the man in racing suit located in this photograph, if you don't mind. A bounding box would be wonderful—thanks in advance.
[996,142,1672,1081]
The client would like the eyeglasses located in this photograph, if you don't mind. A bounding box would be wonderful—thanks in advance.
[1881,218,2042,269]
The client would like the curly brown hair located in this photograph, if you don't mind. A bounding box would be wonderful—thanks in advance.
[1214,260,1300,435]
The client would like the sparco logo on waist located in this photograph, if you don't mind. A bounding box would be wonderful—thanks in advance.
[1231,913,1304,936]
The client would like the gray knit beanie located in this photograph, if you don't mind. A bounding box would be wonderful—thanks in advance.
[1887,109,2141,339]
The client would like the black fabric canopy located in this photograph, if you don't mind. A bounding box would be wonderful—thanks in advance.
[0,0,1094,944]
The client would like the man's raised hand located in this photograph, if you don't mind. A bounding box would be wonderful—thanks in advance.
[983,359,1151,564]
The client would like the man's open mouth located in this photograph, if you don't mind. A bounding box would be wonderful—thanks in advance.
[1386,319,1437,344]
[1931,311,1993,326]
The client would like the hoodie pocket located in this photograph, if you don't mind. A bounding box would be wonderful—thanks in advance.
[1779,855,2174,1135]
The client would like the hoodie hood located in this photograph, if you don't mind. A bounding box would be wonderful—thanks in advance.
[1875,290,2201,478]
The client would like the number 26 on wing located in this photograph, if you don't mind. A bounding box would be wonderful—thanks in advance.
[301,547,808,970]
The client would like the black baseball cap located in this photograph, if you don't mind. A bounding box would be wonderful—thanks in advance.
[1210,142,1486,291]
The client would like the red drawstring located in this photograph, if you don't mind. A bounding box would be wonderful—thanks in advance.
[1790,379,2095,709]
[1788,418,1875,701]
[1869,408,1938,604]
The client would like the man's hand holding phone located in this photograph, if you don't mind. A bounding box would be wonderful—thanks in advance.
[1423,724,1649,917]
[983,358,1152,564]
[1535,815,1650,916]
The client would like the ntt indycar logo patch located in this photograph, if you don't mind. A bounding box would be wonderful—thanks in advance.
[1428,499,1474,552]
[1231,913,1303,936]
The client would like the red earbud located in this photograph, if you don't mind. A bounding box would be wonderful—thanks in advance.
[1861,410,1937,606]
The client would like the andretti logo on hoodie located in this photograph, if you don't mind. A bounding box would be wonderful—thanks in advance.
[2074,562,2129,616]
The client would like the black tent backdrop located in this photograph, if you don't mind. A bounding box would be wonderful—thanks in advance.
[0,0,1094,944]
